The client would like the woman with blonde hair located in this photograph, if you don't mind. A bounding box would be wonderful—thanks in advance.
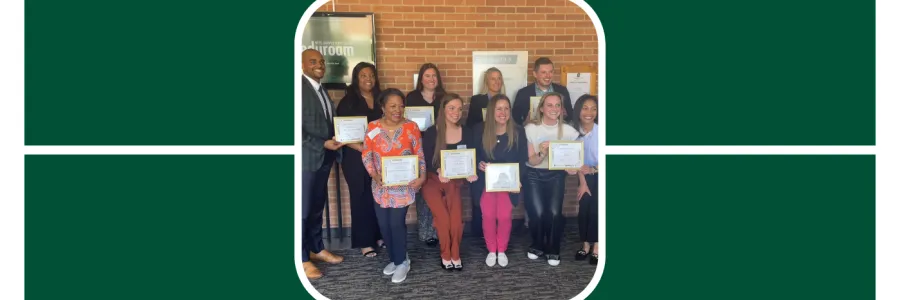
[522,92,580,266]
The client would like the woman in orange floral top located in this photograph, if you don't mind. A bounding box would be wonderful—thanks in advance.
[362,88,426,283]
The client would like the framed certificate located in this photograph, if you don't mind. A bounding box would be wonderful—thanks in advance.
[439,149,476,179]
[485,163,520,192]
[529,96,541,121]
[404,106,434,130]
[481,108,487,120]
[380,155,420,187]
[548,141,584,170]
[333,116,368,143]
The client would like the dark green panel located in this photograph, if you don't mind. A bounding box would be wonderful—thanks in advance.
[599,155,874,299]
[25,0,315,145]
[25,155,308,299]
[595,0,875,145]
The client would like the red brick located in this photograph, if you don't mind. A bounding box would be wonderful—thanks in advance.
[555,35,574,41]
[426,42,447,48]
[456,21,476,27]
[535,35,554,41]
[426,28,446,34]
[566,14,585,20]
[467,28,486,35]
[417,35,436,41]
[406,42,426,48]
[486,42,505,48]
[526,0,545,5]
[516,7,535,13]
[466,14,487,20]
[393,5,414,12]
[403,14,425,20]
[405,28,424,34]
[403,0,424,4]
[446,28,466,34]
[486,0,505,5]
[555,49,573,55]
[435,6,455,13]
[415,21,435,27]
[415,6,435,12]
[476,35,498,41]
[456,35,477,41]
[476,21,495,27]
[547,14,565,20]
[394,20,415,27]
[395,35,416,41]
[496,7,515,13]
[476,7,496,13]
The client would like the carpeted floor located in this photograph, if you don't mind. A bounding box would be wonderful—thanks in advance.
[309,221,600,300]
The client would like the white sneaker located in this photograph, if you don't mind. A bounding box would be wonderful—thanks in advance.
[485,252,497,267]
[383,262,397,275]
[547,254,560,266]
[527,252,540,260]
[497,252,508,267]
[392,260,410,283]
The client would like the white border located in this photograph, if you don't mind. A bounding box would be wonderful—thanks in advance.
[3,0,894,299]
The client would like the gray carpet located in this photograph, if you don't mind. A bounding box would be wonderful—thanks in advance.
[310,221,600,300]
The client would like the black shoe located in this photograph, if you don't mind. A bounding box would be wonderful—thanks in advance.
[440,260,454,271]
[425,238,438,247]
[527,248,544,260]
[575,249,588,261]
[453,261,463,271]
[590,253,598,265]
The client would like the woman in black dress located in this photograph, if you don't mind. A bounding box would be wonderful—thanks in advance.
[336,62,384,257]
[406,63,446,247]
[466,67,507,238]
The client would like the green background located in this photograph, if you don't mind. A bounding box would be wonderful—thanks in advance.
[24,0,876,299]
[26,155,874,299]
[24,0,874,145]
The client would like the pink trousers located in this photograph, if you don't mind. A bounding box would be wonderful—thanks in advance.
[480,191,513,253]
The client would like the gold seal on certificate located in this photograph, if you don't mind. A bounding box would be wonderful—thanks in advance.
[485,163,520,192]
[333,116,368,143]
[440,149,476,179]
[381,155,419,187]
[529,96,542,121]
[404,106,434,130]
[548,141,584,170]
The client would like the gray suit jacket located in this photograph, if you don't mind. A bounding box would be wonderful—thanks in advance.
[301,76,341,172]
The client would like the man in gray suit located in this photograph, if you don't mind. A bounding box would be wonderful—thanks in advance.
[300,49,344,279]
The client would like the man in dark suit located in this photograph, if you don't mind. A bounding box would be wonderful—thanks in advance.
[300,49,344,279]
[511,57,574,125]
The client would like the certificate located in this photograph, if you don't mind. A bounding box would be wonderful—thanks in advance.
[381,155,420,187]
[566,72,592,106]
[404,106,434,130]
[485,163,520,192]
[481,108,487,120]
[529,96,542,121]
[548,141,584,170]
[440,149,476,179]
[333,116,367,143]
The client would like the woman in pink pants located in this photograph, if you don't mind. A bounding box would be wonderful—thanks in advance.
[469,94,528,267]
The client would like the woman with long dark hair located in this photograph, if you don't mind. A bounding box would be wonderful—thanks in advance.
[421,93,477,271]
[406,63,447,247]
[570,94,600,265]
[336,62,384,258]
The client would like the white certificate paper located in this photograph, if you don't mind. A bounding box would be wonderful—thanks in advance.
[440,149,476,179]
[529,96,542,121]
[566,73,592,106]
[333,116,368,143]
[381,156,419,187]
[404,106,434,131]
[548,141,584,170]
[481,108,487,120]
[485,163,520,192]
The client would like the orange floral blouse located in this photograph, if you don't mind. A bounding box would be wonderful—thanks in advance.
[362,119,426,208]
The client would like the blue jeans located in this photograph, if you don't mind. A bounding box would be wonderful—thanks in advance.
[375,205,410,265]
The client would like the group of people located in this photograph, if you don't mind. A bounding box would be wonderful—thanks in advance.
[301,48,599,284]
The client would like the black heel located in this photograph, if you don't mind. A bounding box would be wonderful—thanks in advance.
[589,253,598,265]
[575,249,588,261]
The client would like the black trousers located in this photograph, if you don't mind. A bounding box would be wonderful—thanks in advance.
[375,205,410,265]
[301,154,334,262]
[523,167,567,255]
[342,148,382,249]
[579,173,599,243]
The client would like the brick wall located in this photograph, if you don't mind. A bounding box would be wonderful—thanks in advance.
[311,0,599,228]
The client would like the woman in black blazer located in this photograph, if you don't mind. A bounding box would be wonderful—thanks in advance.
[335,62,384,257]
[465,67,507,238]
[406,63,447,247]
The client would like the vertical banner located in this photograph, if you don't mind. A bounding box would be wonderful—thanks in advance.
[472,51,528,105]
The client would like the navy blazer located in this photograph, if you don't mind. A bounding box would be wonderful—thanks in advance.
[511,83,573,125]
[466,93,490,127]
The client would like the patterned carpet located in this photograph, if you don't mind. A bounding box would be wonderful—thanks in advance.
[309,220,600,300]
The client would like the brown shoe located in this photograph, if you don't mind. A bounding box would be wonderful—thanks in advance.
[309,250,344,264]
[303,261,322,279]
